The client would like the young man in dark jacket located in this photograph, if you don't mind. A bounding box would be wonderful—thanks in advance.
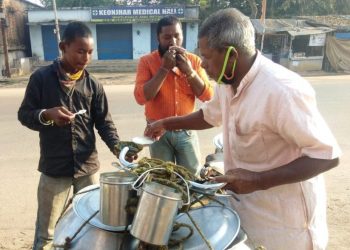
[18,21,140,250]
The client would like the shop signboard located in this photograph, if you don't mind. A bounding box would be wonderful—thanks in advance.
[91,6,185,23]
[309,33,326,46]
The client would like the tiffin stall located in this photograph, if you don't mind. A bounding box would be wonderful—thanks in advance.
[52,143,252,250]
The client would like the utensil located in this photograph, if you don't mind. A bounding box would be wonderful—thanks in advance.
[55,184,140,249]
[73,109,87,117]
[189,181,240,201]
[130,168,191,246]
[130,182,183,246]
[132,136,154,146]
[54,207,139,250]
[118,146,138,169]
[188,181,226,190]
[213,133,223,150]
[169,206,240,250]
[100,172,137,228]
[215,190,241,202]
[73,185,131,231]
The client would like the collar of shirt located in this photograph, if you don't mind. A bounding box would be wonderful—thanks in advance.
[233,50,262,100]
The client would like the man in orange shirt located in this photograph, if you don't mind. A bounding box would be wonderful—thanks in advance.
[134,16,213,175]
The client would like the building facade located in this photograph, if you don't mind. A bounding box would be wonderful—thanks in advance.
[252,19,333,72]
[299,15,350,73]
[28,5,200,61]
[0,0,42,76]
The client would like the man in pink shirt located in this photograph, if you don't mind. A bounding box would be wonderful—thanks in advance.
[145,8,341,250]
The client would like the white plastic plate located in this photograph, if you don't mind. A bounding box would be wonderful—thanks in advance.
[132,136,154,146]
[189,181,226,190]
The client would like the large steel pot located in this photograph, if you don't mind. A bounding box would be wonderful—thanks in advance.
[52,204,248,250]
[52,183,248,250]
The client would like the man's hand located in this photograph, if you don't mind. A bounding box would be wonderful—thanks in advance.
[113,141,143,162]
[212,168,262,194]
[169,46,193,76]
[161,49,177,70]
[144,120,166,140]
[43,106,73,127]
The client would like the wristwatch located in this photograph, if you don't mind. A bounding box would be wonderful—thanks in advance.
[186,70,196,79]
[38,109,54,126]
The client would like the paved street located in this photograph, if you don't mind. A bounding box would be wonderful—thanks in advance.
[0,74,349,249]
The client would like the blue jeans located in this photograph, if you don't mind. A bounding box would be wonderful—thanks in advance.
[32,173,98,250]
[149,130,201,175]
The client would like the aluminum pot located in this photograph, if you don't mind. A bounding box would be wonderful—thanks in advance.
[130,182,183,246]
[100,171,137,227]
[52,185,245,250]
[52,204,247,250]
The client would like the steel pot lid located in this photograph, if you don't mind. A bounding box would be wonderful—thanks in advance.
[100,171,137,185]
[73,184,131,232]
[142,182,182,201]
[54,206,140,250]
[169,206,240,250]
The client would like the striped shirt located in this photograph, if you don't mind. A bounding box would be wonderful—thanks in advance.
[134,50,213,121]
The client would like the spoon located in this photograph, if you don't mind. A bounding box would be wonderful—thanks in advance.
[73,109,87,117]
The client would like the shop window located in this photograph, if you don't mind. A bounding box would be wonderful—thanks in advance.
[292,35,323,57]
[259,34,289,63]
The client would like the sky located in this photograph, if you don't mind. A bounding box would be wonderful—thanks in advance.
[25,0,44,7]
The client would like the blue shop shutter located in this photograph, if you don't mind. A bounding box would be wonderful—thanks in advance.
[42,25,65,61]
[97,24,133,59]
[335,33,350,40]
[151,23,158,52]
[182,23,187,49]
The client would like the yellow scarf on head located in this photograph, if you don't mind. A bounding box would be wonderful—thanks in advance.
[67,70,84,81]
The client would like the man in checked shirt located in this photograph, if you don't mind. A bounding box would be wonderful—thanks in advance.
[134,16,213,175]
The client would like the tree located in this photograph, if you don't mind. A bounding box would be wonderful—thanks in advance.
[198,0,258,23]
[40,0,116,7]
[39,0,350,16]
[333,0,350,15]
[266,0,350,18]
[246,0,258,18]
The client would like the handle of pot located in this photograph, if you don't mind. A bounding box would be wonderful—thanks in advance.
[118,146,138,169]
[111,161,131,172]
[131,168,152,191]
[131,167,191,206]
[172,170,191,206]
[119,146,132,167]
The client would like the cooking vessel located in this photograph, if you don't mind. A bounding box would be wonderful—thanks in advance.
[130,182,183,246]
[129,167,191,246]
[52,206,139,250]
[100,171,137,227]
[53,184,246,250]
